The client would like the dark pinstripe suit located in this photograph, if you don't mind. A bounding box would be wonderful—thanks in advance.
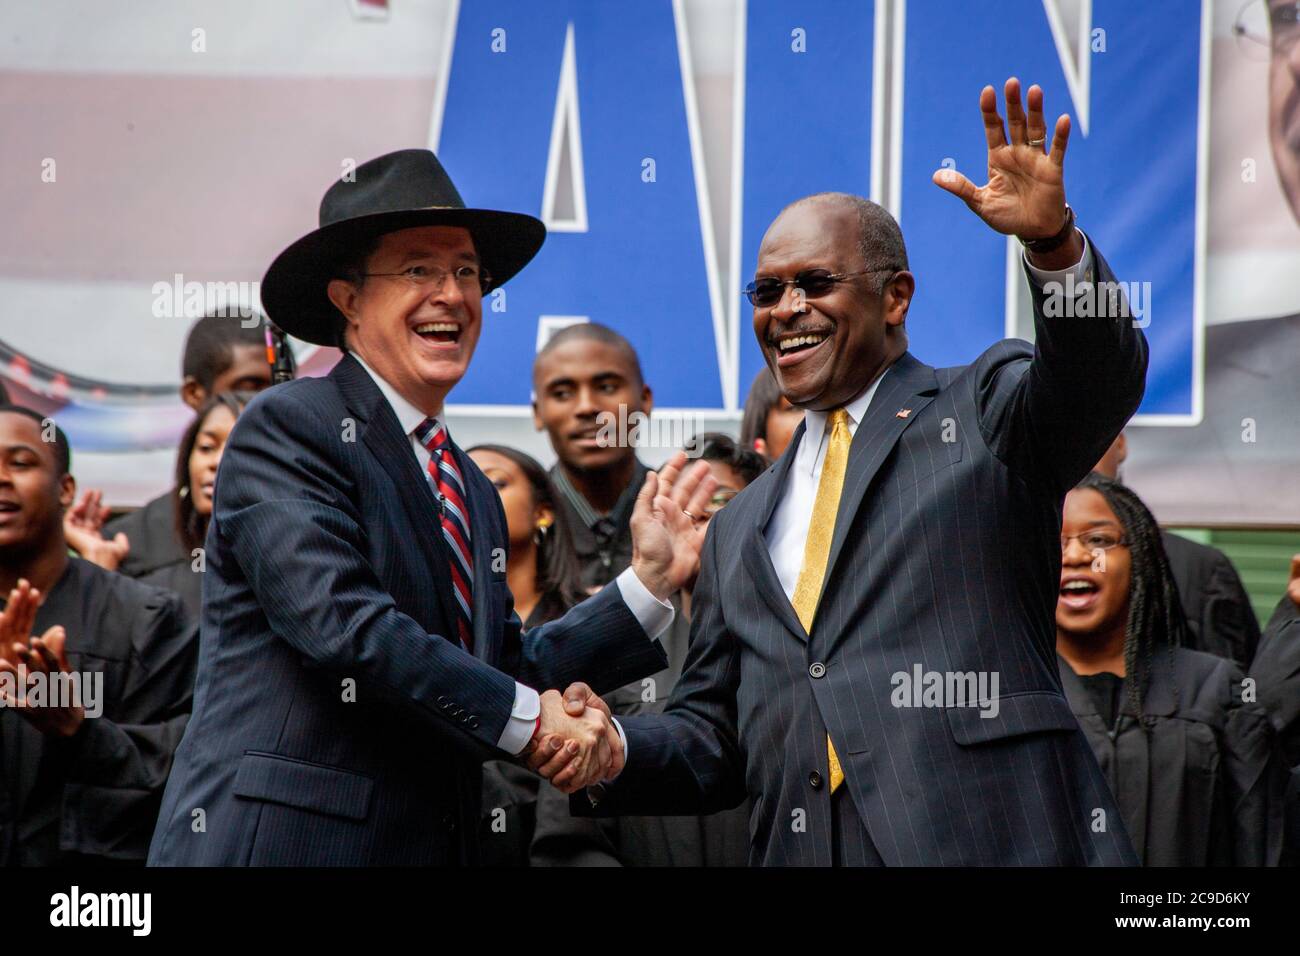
[579,242,1145,866]
[148,354,666,866]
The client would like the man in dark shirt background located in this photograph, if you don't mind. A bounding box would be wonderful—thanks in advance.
[533,323,651,590]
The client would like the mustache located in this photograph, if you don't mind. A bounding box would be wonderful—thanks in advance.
[766,324,834,345]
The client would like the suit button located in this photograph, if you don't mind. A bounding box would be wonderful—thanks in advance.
[468,716,480,729]
[809,771,824,790]
[809,662,826,679]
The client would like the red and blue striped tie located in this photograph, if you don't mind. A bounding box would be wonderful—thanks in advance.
[415,417,473,653]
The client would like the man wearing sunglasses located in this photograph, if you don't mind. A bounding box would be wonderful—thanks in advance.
[570,79,1147,866]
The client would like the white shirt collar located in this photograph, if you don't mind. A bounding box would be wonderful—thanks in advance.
[800,364,892,451]
[349,351,440,438]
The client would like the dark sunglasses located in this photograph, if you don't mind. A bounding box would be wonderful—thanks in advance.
[742,268,897,308]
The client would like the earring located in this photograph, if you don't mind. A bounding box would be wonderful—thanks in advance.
[178,485,190,499]
[533,519,551,546]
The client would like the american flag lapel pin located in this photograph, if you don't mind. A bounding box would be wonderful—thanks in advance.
[896,408,912,419]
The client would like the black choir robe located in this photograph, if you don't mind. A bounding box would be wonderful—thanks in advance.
[1249,594,1300,865]
[1161,531,1261,667]
[104,490,202,624]
[1059,648,1282,866]
[0,557,197,865]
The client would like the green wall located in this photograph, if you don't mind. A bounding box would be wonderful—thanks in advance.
[1166,528,1300,628]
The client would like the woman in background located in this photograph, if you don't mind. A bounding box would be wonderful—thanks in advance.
[466,444,586,866]
[739,367,804,463]
[64,391,252,622]
[694,432,767,518]
[1056,473,1281,865]
[467,444,586,627]
[680,432,766,618]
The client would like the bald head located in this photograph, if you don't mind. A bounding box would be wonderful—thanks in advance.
[778,193,909,294]
[752,193,915,411]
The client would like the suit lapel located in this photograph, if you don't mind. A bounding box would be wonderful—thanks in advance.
[821,353,939,595]
[742,421,809,643]
[332,355,458,643]
[451,442,499,665]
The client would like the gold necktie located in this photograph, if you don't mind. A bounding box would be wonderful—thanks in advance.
[791,408,852,793]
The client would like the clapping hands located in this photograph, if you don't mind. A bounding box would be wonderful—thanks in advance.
[628,450,717,602]
[0,579,82,737]
[63,489,130,571]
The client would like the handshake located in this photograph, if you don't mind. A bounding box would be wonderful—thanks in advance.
[518,682,619,794]
[513,451,722,794]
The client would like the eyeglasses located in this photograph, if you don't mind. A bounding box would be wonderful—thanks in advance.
[742,268,897,308]
[1233,0,1300,60]
[1061,531,1128,553]
[361,263,491,295]
[704,488,739,516]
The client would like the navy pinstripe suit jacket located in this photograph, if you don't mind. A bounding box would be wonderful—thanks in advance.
[148,354,666,866]
[581,243,1146,866]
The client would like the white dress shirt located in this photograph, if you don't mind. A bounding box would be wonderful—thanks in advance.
[764,372,886,598]
[763,240,1095,591]
[349,352,674,755]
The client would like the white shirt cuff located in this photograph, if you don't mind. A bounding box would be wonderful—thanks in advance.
[1023,231,1092,287]
[497,682,541,756]
[615,566,674,640]
[604,717,628,782]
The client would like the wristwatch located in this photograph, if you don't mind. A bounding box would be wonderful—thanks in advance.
[1018,204,1075,254]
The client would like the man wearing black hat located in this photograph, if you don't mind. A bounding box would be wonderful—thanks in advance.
[148,150,714,866]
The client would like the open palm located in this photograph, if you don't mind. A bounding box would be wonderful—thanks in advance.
[933,78,1071,239]
[629,451,716,596]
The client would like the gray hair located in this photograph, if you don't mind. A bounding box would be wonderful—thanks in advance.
[784,192,909,293]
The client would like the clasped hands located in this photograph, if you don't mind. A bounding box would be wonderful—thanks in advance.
[518,450,717,793]
[519,683,616,794]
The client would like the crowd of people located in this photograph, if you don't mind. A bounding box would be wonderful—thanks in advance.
[1,78,1298,867]
[0,311,1296,866]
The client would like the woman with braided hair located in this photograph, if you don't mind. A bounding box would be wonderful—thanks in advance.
[1055,473,1282,865]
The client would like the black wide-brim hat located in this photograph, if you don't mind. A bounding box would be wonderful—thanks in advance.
[261,149,545,346]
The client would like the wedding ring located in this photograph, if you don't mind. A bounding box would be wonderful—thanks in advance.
[683,510,698,520]
[1027,136,1046,147]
